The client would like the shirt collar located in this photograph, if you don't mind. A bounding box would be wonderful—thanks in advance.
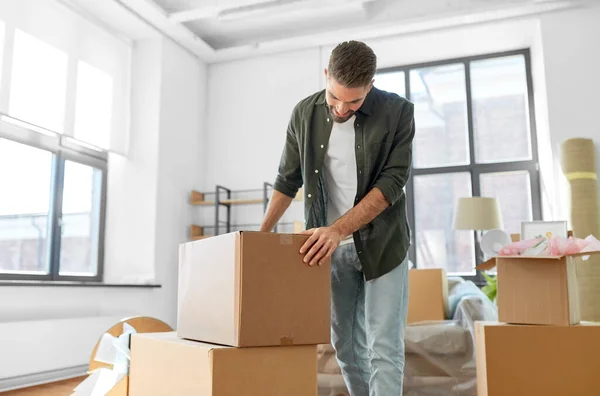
[315,88,375,116]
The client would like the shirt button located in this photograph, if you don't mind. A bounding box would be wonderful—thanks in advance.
[315,170,319,174]
[308,194,312,198]
[357,124,360,127]
[359,170,362,174]
[321,145,324,149]
[327,118,330,122]
[357,145,361,149]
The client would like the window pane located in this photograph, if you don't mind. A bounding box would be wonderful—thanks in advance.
[74,61,114,149]
[471,55,532,163]
[9,29,68,133]
[411,64,469,168]
[480,171,533,234]
[414,172,475,274]
[59,161,102,276]
[374,71,405,97]
[0,139,53,274]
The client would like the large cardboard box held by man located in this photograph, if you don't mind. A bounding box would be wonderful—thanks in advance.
[407,268,448,323]
[129,332,317,396]
[475,322,600,396]
[178,231,331,347]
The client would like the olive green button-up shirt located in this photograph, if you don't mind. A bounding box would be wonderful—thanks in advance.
[274,87,415,280]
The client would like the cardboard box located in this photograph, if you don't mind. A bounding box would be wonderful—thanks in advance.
[496,253,597,326]
[178,231,331,347]
[476,321,600,396]
[407,268,448,323]
[129,332,317,396]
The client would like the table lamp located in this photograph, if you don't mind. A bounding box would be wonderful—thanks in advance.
[454,197,503,232]
[454,197,506,260]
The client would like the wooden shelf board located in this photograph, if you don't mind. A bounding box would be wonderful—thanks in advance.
[220,198,265,205]
[192,235,211,241]
[191,200,216,206]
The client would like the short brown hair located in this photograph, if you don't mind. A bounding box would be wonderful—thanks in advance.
[328,41,377,88]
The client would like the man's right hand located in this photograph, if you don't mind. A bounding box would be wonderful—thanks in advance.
[260,190,294,232]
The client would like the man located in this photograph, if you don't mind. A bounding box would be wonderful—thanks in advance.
[260,40,415,396]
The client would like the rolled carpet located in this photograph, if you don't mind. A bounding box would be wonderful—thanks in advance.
[561,138,600,321]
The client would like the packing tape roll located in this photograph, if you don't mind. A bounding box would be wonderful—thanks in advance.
[566,171,598,181]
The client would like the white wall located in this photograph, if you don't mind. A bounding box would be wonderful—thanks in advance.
[205,8,600,227]
[205,18,545,217]
[538,5,600,222]
[104,39,162,284]
[0,37,207,386]
[204,48,321,227]
[153,38,207,327]
[205,48,321,189]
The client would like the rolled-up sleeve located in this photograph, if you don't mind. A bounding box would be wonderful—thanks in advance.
[373,102,415,206]
[273,108,303,198]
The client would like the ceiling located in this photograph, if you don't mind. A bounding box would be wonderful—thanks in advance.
[62,0,591,62]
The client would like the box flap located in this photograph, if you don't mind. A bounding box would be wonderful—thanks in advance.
[476,257,497,271]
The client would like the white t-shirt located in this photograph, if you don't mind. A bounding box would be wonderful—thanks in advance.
[323,115,357,245]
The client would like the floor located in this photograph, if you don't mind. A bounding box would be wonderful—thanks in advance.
[2,377,85,396]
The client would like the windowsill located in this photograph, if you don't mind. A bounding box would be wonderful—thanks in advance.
[0,280,162,288]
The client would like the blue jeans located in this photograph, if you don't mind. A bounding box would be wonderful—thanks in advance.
[330,243,409,396]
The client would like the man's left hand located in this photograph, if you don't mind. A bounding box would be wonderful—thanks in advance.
[299,226,344,266]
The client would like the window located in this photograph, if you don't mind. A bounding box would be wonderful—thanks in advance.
[0,24,107,282]
[60,160,103,276]
[0,139,53,275]
[0,131,106,281]
[376,50,541,280]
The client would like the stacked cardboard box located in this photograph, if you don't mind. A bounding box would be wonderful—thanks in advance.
[129,232,331,396]
[476,250,600,396]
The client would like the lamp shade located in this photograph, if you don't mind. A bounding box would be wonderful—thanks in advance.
[454,197,503,231]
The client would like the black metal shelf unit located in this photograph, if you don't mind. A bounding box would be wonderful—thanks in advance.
[190,182,296,239]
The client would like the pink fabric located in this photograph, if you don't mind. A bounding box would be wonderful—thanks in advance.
[498,235,600,257]
[547,236,588,256]
[498,237,544,256]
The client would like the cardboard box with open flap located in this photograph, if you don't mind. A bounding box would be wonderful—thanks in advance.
[129,332,317,396]
[177,231,331,347]
[478,251,600,326]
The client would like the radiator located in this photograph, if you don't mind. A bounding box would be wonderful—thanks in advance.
[0,315,126,391]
